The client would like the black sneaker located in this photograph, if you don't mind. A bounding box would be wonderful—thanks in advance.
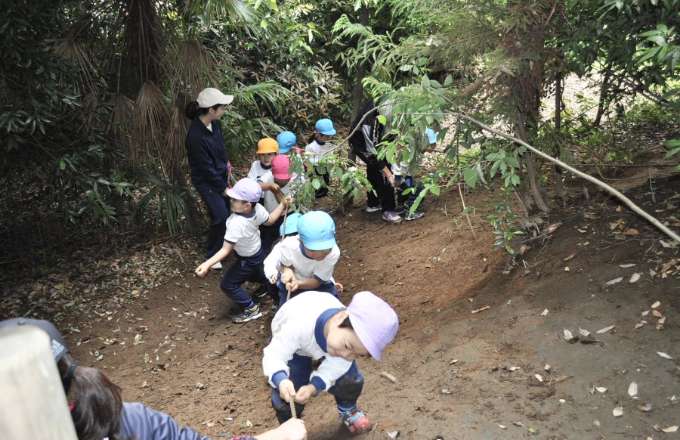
[231,304,262,323]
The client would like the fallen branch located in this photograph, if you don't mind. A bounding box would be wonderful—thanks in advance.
[457,183,477,239]
[454,113,680,244]
[380,371,398,383]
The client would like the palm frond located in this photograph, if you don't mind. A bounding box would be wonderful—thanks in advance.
[236,81,292,111]
[186,0,256,27]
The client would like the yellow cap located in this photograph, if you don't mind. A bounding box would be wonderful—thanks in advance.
[257,138,279,154]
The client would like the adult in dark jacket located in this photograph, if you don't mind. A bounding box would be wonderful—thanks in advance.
[348,101,401,224]
[0,318,307,440]
[185,88,234,267]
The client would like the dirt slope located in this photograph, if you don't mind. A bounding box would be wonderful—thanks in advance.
[6,176,679,440]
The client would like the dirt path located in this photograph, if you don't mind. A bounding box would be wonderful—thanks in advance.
[13,177,680,439]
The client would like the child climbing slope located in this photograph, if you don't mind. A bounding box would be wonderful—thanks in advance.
[263,211,340,306]
[262,290,399,434]
[195,178,287,323]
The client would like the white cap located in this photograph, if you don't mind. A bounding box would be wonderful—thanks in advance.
[196,88,234,108]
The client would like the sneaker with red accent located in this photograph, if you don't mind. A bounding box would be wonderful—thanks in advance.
[341,409,371,434]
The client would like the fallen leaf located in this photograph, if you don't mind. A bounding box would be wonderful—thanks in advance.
[623,228,640,236]
[662,426,679,433]
[540,308,549,316]
[387,431,400,439]
[441,388,452,394]
[534,374,544,382]
[579,328,591,337]
[563,329,575,342]
[471,305,490,314]
[629,273,641,283]
[133,334,143,345]
[497,424,506,430]
[508,366,521,372]
[657,352,673,360]
[637,402,652,412]
[651,301,661,309]
[628,382,638,398]
[563,253,576,262]
[595,386,608,393]
[606,277,623,286]
[619,263,636,268]
[596,325,616,334]
[635,321,646,329]
[449,359,459,365]
[652,310,663,318]
[612,406,624,417]
[544,364,551,372]
[642,310,650,317]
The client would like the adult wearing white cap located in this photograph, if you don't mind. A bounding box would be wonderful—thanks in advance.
[185,88,235,268]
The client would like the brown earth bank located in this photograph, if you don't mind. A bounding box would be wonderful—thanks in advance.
[2,176,680,440]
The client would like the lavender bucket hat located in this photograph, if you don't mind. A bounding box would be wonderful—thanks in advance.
[347,291,399,360]
[226,178,262,203]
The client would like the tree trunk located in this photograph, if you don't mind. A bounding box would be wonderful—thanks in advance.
[348,7,371,164]
[120,0,163,97]
[594,65,613,127]
[503,0,553,214]
[553,72,566,206]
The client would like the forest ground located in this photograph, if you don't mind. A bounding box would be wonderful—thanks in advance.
[3,168,679,440]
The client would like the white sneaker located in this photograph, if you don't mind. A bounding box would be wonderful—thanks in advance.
[381,211,403,224]
[365,205,381,213]
[210,262,223,270]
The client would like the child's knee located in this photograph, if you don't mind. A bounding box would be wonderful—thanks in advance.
[333,372,364,401]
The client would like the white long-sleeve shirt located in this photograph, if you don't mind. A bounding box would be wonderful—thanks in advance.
[263,236,339,282]
[262,291,351,391]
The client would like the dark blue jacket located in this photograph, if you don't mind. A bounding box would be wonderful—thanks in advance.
[120,402,210,440]
[186,118,229,192]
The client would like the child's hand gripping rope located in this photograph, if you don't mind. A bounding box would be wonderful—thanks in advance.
[194,263,210,277]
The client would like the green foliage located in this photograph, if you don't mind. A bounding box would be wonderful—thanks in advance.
[487,202,524,255]
[666,138,680,171]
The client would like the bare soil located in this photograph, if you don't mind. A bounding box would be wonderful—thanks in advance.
[4,176,680,440]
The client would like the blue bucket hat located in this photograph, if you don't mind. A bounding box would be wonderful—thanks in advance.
[298,211,336,250]
[276,131,297,154]
[279,212,302,236]
[315,118,336,136]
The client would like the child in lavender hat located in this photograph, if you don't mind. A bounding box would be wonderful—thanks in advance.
[262,290,399,434]
[195,178,288,323]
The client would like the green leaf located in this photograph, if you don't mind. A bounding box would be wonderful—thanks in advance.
[463,167,479,188]
[377,114,387,125]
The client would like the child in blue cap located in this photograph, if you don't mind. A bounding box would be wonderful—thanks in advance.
[276,131,298,156]
[391,128,436,221]
[305,118,336,198]
[263,210,341,306]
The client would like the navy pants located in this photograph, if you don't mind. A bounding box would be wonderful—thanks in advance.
[220,247,267,310]
[195,184,230,259]
[271,355,364,423]
[276,278,338,306]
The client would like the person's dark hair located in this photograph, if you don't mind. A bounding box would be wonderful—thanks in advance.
[69,367,129,440]
[184,101,223,119]
[350,100,377,131]
[339,316,353,329]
